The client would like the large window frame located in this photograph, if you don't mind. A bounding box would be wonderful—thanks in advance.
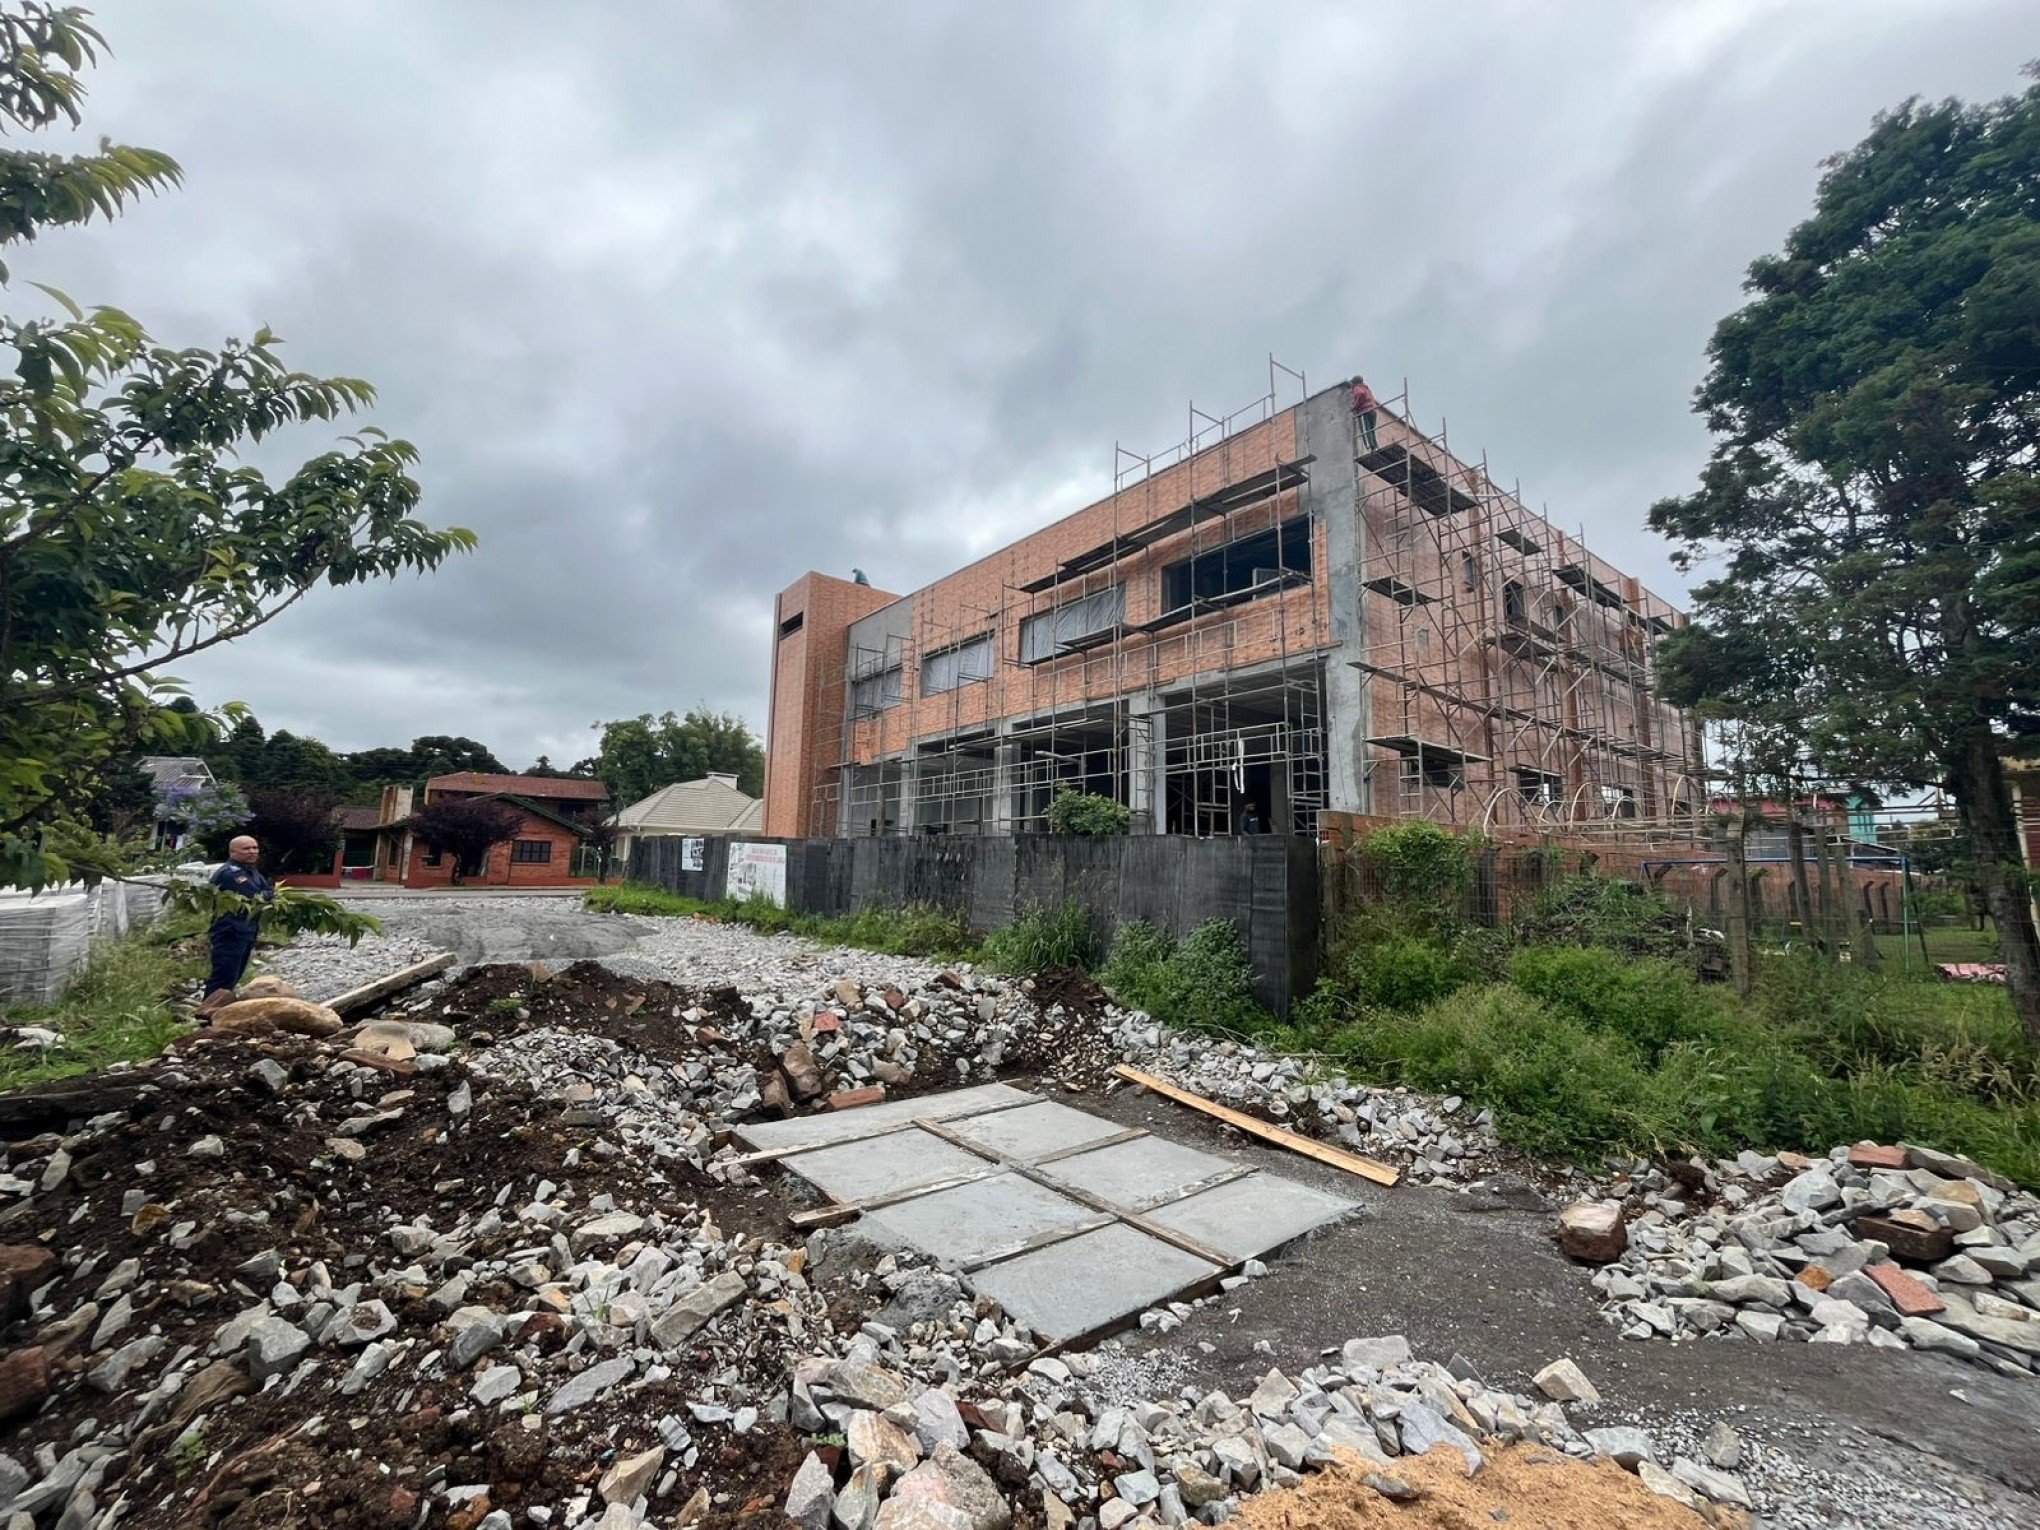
[1018,585,1125,664]
[921,633,994,695]
[850,664,903,716]
[1160,515,1311,614]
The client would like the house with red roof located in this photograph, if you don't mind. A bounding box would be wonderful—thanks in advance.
[396,772,612,888]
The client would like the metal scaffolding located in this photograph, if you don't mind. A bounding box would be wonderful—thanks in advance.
[806,362,1703,840]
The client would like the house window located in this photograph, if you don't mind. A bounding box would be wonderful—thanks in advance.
[1460,552,1480,591]
[922,633,994,695]
[511,839,552,864]
[421,847,442,867]
[850,664,903,716]
[1419,752,1465,790]
[1503,580,1527,627]
[778,611,804,639]
[1019,585,1125,664]
[1514,767,1563,806]
[1160,517,1310,613]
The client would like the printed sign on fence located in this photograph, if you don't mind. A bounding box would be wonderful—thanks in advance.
[726,841,787,906]
[680,836,705,873]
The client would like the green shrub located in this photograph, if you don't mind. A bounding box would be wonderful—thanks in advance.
[1507,946,1732,1062]
[1343,935,1470,1011]
[1045,790,1131,837]
[1102,919,1269,1035]
[1511,873,1691,959]
[1359,820,1473,923]
[980,899,1098,973]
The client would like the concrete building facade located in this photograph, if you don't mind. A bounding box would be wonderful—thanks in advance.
[764,374,1704,841]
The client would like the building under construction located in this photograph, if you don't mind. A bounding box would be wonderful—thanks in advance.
[763,364,1705,841]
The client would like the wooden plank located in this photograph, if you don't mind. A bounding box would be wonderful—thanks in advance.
[959,1213,1116,1273]
[1110,1065,1400,1187]
[1027,1126,1148,1166]
[326,952,456,1016]
[911,1117,1236,1271]
[727,1093,1042,1168]
[1128,1163,1257,1214]
[786,1162,1005,1230]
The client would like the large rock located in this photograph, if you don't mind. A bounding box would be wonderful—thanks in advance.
[785,1451,835,1530]
[598,1446,664,1507]
[1557,1201,1627,1263]
[211,996,343,1039]
[1778,1167,1841,1215]
[235,974,301,999]
[650,1271,747,1348]
[911,1390,969,1453]
[544,1356,634,1415]
[244,1317,311,1382]
[885,1446,1011,1530]
[780,1041,826,1100]
[1338,1335,1411,1373]
[1903,1144,2014,1194]
[847,1410,921,1475]
[0,1347,48,1425]
[0,1246,56,1323]
[1531,1358,1599,1405]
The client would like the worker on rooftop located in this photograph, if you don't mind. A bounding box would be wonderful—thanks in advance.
[1351,376,1379,452]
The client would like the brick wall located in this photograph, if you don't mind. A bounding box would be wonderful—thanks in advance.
[401,811,593,888]
[764,572,900,838]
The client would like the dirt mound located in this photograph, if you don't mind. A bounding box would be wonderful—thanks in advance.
[1234,1444,1716,1530]
[428,959,751,1066]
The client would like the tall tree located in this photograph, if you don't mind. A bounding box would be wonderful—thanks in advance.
[1651,73,2040,1036]
[245,786,344,875]
[586,708,765,804]
[0,3,474,890]
[409,736,505,779]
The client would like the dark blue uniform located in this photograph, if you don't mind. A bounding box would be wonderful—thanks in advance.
[205,861,274,997]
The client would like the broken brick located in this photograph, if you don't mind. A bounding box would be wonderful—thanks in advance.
[1855,1212,1955,1266]
[811,1013,841,1034]
[1795,1266,1833,1293]
[1864,1261,1944,1317]
[825,1086,886,1112]
[1846,1143,1909,1171]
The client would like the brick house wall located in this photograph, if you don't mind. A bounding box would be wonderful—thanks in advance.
[401,808,593,888]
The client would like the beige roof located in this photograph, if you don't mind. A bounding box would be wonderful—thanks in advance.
[614,774,762,835]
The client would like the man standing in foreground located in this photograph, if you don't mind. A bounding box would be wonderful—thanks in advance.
[198,835,272,1015]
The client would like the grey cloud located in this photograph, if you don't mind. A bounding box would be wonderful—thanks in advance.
[34,0,2033,763]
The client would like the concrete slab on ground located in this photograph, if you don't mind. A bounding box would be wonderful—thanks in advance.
[736,1081,1034,1154]
[735,1083,1355,1345]
[971,1222,1223,1342]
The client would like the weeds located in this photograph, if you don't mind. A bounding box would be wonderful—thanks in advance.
[979,899,1097,974]
[0,929,196,1092]
[581,883,976,960]
[1101,920,1268,1035]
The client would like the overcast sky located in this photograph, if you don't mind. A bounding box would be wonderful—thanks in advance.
[36,2,2031,769]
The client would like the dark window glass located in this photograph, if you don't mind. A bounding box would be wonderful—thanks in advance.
[1161,517,1311,612]
[511,839,552,863]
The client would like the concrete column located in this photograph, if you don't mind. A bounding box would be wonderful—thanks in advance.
[896,755,919,836]
[1127,693,1166,833]
[1308,388,1371,816]
[990,735,1019,835]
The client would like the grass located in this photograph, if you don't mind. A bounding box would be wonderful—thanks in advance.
[979,899,1098,974]
[1292,921,2040,1186]
[583,882,977,961]
[0,925,199,1092]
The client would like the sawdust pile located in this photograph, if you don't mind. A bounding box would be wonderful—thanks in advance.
[1234,1444,1716,1530]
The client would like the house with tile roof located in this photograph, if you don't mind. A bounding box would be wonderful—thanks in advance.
[611,773,763,863]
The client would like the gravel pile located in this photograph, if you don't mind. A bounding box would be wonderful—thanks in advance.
[1562,1142,2040,1372]
[255,927,438,1003]
[610,913,1504,1187]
